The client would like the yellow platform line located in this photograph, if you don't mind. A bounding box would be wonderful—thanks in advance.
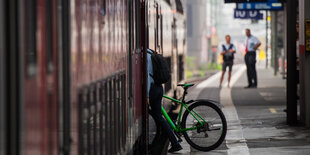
[269,108,277,114]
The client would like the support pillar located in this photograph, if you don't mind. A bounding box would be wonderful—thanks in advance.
[271,11,278,75]
[286,0,298,125]
[299,0,310,127]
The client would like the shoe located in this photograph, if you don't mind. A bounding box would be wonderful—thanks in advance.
[244,85,252,88]
[250,85,257,88]
[168,144,183,153]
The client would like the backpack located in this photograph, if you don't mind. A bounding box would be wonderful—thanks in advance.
[147,51,171,84]
[222,44,234,61]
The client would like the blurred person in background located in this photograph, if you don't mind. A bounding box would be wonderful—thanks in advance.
[219,35,236,88]
[244,28,261,88]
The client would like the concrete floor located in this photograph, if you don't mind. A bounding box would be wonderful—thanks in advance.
[167,64,310,155]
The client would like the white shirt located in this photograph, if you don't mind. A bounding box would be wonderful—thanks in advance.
[244,35,261,52]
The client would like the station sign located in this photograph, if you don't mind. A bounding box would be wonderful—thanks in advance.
[224,0,285,3]
[224,0,267,3]
[234,9,263,20]
[236,2,283,10]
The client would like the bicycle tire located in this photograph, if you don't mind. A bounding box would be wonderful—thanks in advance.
[181,101,227,151]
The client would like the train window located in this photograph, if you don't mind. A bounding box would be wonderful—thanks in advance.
[46,0,54,73]
[164,57,172,92]
[186,5,193,37]
[178,55,184,82]
[165,0,171,5]
[160,14,163,53]
[135,0,140,53]
[100,0,106,16]
[77,88,88,154]
[155,4,159,52]
[112,77,117,154]
[101,80,107,155]
[121,74,126,149]
[95,83,101,154]
[90,84,96,155]
[26,0,38,76]
[106,79,112,155]
[115,76,120,153]
[175,0,184,14]
[132,0,136,54]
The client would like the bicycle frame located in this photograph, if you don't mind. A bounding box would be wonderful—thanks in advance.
[162,95,208,133]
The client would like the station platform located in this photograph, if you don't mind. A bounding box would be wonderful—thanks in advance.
[168,64,310,155]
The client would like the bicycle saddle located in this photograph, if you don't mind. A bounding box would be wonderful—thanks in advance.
[177,83,194,89]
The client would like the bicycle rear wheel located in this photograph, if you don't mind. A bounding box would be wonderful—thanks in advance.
[181,101,227,151]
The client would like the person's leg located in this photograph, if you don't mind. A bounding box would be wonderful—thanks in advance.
[248,54,256,87]
[220,62,227,87]
[252,55,257,86]
[253,65,257,86]
[220,71,225,87]
[228,71,232,87]
[149,85,179,147]
[245,54,252,87]
[227,62,233,87]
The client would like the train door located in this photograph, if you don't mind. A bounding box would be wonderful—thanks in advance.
[57,0,71,154]
[2,0,21,154]
[20,0,59,154]
[128,0,147,153]
[43,0,59,154]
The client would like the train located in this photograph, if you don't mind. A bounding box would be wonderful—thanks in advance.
[0,0,186,154]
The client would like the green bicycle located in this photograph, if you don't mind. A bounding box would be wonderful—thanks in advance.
[149,83,227,151]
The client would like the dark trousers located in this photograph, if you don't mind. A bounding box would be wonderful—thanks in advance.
[149,84,179,147]
[245,52,257,86]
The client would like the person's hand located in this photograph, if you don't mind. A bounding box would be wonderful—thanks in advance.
[147,98,150,106]
[229,49,233,53]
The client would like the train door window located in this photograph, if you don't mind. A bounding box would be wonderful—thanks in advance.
[26,0,38,76]
[46,0,54,72]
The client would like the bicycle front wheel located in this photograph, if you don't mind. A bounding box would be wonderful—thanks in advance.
[181,101,227,151]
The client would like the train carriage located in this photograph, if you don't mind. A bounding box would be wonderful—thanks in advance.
[0,0,186,154]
